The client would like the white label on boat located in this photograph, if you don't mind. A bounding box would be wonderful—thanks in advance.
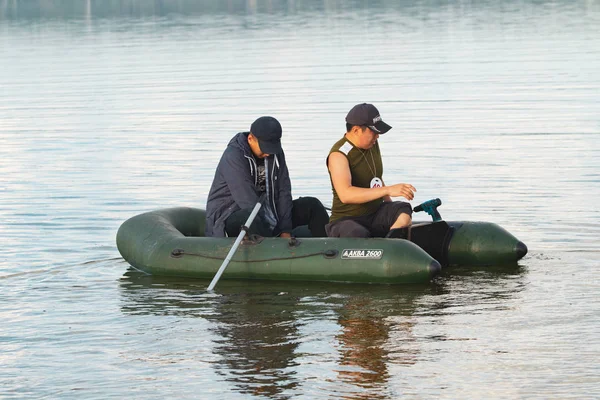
[341,249,383,259]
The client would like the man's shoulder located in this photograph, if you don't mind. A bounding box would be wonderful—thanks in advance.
[329,136,353,155]
[218,141,251,172]
[223,133,249,155]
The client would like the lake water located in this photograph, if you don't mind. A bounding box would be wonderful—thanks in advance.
[1,0,599,398]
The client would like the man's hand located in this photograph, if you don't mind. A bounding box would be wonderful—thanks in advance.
[386,183,416,200]
[279,232,292,238]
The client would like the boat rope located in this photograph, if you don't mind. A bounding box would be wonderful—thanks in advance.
[170,248,338,262]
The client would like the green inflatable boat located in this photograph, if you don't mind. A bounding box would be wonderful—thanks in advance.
[116,200,527,285]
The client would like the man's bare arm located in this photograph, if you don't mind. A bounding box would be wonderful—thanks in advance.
[328,152,416,204]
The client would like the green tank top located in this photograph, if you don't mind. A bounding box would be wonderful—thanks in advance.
[327,136,384,222]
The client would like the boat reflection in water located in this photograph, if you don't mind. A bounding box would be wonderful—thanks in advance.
[119,263,525,397]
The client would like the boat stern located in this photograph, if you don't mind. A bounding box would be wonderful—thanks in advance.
[447,221,528,266]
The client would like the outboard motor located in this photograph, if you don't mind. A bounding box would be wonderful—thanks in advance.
[410,198,454,266]
[387,198,454,267]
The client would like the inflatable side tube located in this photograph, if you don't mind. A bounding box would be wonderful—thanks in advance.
[446,221,527,266]
[117,207,441,284]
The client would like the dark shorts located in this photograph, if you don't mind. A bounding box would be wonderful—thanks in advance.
[325,201,412,238]
[225,196,329,238]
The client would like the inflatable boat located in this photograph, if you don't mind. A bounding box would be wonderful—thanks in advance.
[116,200,527,285]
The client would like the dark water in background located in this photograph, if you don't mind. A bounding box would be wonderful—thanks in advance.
[1,0,599,398]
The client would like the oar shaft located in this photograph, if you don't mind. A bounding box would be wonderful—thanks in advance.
[207,202,262,291]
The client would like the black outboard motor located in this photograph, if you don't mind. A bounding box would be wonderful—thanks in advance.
[411,198,453,266]
[387,198,454,267]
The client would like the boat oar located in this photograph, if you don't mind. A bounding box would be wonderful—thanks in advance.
[207,202,262,291]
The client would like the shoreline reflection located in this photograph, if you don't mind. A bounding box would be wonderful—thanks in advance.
[119,265,525,398]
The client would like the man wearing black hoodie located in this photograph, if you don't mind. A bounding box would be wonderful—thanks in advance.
[205,116,328,238]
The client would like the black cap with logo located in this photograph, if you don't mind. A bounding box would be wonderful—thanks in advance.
[250,116,283,154]
[345,103,392,134]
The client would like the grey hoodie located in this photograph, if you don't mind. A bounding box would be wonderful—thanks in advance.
[205,132,293,237]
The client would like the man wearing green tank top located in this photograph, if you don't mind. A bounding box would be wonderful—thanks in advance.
[325,103,416,238]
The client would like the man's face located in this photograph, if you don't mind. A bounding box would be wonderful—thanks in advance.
[248,134,270,158]
[356,126,379,149]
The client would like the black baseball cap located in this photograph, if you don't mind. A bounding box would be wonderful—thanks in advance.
[345,103,392,134]
[250,116,283,154]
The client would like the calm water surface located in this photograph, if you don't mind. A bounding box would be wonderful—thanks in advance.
[1,1,599,398]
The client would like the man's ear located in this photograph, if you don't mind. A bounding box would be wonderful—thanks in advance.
[350,125,362,135]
